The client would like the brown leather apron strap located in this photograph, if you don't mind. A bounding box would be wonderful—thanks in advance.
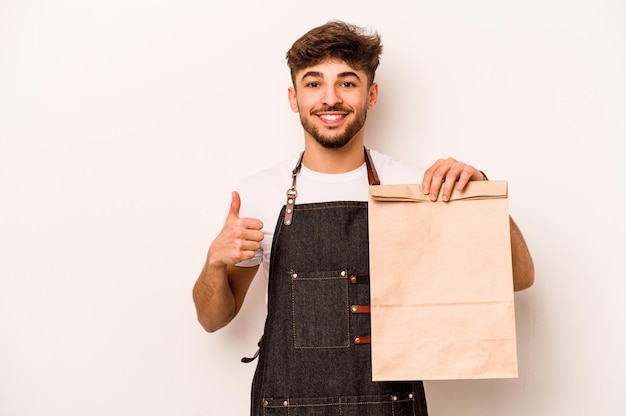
[283,151,304,226]
[350,305,371,314]
[364,147,380,186]
[353,336,371,345]
[349,274,370,284]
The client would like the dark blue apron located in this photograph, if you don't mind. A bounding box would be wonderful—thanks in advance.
[249,148,428,415]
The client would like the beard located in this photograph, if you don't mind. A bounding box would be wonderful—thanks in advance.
[299,105,368,149]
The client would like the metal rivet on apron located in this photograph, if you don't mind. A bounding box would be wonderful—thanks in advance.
[350,275,357,284]
[354,337,361,344]
[287,208,292,214]
[291,272,297,279]
[288,198,294,204]
[409,393,414,399]
[351,306,357,313]
[285,220,291,225]
[341,270,347,277]
[392,395,398,401]
[262,400,268,406]
[283,400,288,406]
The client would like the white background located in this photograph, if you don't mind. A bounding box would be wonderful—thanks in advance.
[1,1,624,415]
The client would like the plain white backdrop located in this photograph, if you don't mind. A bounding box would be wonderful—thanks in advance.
[1,1,624,415]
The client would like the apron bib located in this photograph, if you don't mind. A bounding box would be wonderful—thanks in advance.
[250,149,428,416]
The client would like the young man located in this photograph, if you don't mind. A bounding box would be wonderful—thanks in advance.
[193,20,534,416]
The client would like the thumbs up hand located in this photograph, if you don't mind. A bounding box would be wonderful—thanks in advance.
[208,191,264,268]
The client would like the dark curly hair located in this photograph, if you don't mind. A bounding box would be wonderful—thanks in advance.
[286,20,383,87]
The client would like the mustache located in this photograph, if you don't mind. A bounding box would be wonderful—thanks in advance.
[312,105,352,114]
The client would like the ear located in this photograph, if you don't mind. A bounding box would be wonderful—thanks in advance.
[288,87,299,113]
[367,82,379,110]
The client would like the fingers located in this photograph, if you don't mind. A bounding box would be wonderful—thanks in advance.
[421,158,451,201]
[227,191,263,252]
[232,219,264,245]
[209,192,264,267]
[227,217,263,263]
[422,157,480,202]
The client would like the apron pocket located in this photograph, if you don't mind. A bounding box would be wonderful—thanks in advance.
[291,269,350,349]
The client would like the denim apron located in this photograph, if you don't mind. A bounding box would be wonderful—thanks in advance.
[250,148,428,416]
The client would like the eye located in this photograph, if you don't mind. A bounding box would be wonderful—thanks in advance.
[341,81,357,88]
[306,82,320,88]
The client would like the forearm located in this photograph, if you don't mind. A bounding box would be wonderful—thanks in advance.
[192,263,238,333]
[509,217,535,291]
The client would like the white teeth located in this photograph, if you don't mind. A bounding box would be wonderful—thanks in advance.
[320,114,342,121]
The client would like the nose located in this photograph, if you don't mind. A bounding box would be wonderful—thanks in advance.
[322,85,342,107]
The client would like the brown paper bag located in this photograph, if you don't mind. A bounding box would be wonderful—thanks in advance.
[368,180,517,381]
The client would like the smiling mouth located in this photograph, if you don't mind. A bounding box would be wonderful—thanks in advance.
[318,113,346,122]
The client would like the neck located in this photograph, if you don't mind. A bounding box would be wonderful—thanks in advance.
[302,136,366,174]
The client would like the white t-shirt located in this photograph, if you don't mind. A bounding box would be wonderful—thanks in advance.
[235,149,426,279]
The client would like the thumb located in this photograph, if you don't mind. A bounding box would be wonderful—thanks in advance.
[227,191,242,219]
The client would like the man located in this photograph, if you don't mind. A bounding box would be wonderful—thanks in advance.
[193,20,534,415]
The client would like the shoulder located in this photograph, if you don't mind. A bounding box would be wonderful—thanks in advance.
[369,149,426,184]
[235,153,301,219]
[236,154,299,194]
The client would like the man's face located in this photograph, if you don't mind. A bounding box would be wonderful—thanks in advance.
[288,59,378,149]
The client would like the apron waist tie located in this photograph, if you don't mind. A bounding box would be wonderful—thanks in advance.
[241,336,263,363]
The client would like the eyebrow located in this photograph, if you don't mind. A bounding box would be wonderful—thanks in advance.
[300,71,362,83]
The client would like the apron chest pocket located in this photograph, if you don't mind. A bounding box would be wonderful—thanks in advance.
[290,269,350,349]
